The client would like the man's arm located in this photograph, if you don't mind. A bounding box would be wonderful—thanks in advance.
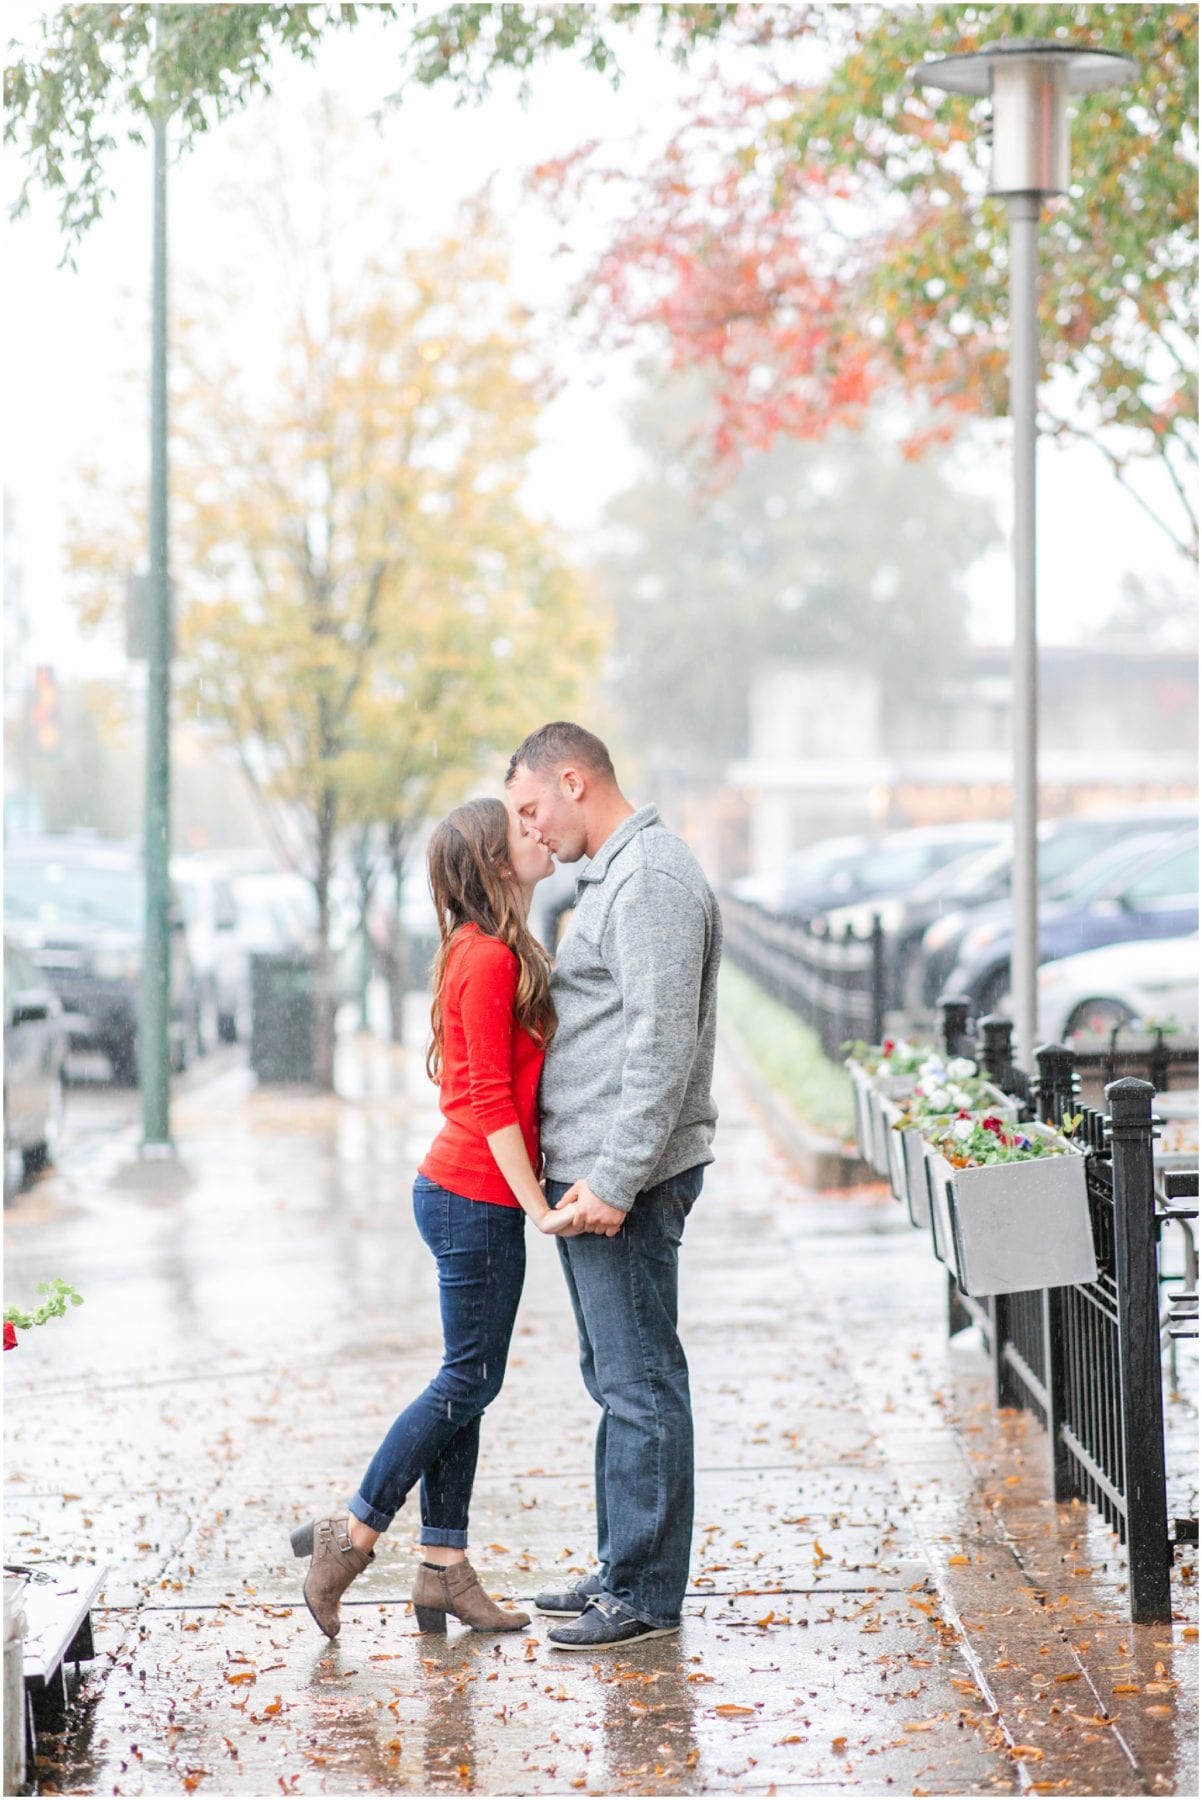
[585,867,708,1214]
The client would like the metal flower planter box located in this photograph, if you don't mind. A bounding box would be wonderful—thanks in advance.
[864,1076,917,1175]
[924,1127,1097,1298]
[849,1064,919,1173]
[889,1086,1018,1228]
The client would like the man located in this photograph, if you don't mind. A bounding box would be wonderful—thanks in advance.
[505,722,722,1650]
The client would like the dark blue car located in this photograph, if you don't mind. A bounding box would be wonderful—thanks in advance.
[942,830,1199,1015]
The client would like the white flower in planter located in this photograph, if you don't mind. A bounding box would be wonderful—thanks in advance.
[951,1117,976,1142]
[947,1057,978,1080]
[927,1087,952,1110]
[947,1087,973,1108]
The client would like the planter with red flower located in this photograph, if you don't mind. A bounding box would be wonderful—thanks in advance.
[922,1114,1096,1299]
[886,1057,1018,1226]
[3,1279,83,1352]
[844,1038,938,1174]
[3,1277,98,1788]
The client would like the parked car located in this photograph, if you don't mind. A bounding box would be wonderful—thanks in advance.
[229,868,320,956]
[731,823,1008,919]
[942,830,1198,1016]
[4,836,197,1084]
[910,803,1201,1013]
[1035,933,1199,1045]
[172,856,249,1046]
[4,936,69,1196]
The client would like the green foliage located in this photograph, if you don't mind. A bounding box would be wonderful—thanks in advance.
[5,3,396,249]
[403,2,729,93]
[4,1278,84,1331]
[719,961,855,1141]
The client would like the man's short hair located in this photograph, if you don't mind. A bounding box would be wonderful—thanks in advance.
[506,722,616,787]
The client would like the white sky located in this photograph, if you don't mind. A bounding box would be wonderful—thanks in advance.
[4,4,1195,679]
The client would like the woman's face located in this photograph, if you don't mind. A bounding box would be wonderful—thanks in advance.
[506,811,555,890]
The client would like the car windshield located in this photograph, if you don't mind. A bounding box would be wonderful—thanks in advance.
[786,842,865,883]
[1048,832,1178,905]
[232,876,317,944]
[5,859,142,930]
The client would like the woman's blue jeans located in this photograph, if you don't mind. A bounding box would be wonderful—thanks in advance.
[348,1176,526,1547]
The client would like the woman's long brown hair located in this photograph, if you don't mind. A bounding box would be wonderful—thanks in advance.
[426,797,556,1083]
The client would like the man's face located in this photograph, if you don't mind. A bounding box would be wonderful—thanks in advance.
[507,763,589,863]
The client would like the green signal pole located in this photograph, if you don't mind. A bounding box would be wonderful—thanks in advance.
[141,5,173,1154]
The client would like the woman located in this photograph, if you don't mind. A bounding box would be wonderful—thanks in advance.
[290,797,578,1639]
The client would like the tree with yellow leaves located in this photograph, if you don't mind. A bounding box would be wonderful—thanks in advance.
[73,175,603,1087]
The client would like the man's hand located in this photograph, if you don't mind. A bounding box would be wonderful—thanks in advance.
[560,1180,626,1237]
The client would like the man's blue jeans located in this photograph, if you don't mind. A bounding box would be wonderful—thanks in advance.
[348,1176,526,1546]
[547,1164,703,1628]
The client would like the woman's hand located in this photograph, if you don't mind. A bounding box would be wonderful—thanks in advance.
[537,1203,582,1237]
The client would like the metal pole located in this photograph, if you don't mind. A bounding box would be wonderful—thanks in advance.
[141,7,173,1153]
[1008,191,1041,1072]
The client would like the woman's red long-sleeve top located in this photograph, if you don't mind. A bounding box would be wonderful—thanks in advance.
[419,924,545,1208]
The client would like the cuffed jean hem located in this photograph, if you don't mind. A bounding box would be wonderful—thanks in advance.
[347,1492,394,1533]
[418,1526,470,1549]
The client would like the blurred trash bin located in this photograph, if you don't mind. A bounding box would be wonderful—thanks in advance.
[250,952,314,1083]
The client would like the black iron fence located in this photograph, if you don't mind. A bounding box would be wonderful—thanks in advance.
[721,894,885,1060]
[936,1005,1197,1624]
[724,895,1198,1620]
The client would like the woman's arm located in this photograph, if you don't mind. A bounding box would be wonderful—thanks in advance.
[486,1124,580,1235]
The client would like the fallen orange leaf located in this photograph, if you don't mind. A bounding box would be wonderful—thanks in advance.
[715,1703,757,1716]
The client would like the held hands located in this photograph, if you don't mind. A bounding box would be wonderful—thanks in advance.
[558,1180,626,1237]
[537,1203,585,1237]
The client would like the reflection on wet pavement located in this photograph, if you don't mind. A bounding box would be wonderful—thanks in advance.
[4,1028,1196,1794]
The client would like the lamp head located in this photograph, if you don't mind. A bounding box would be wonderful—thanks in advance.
[913,39,1138,197]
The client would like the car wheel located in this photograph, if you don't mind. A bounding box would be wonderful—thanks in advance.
[217,1006,238,1044]
[1065,997,1137,1039]
[22,1075,66,1176]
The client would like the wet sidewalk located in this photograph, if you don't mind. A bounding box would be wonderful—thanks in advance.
[4,1020,1197,1796]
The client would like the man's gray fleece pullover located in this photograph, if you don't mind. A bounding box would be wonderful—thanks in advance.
[539,804,722,1212]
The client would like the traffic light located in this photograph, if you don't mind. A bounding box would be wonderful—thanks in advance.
[30,665,60,755]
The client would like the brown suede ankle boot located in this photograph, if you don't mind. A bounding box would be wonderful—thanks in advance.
[411,1559,531,1634]
[290,1516,374,1639]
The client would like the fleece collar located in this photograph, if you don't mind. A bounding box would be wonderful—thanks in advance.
[574,804,661,884]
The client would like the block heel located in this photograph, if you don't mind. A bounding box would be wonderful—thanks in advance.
[290,1522,315,1558]
[410,1560,531,1633]
[292,1516,374,1637]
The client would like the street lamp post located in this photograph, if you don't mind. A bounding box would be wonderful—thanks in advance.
[913,41,1138,1070]
[141,5,174,1154]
